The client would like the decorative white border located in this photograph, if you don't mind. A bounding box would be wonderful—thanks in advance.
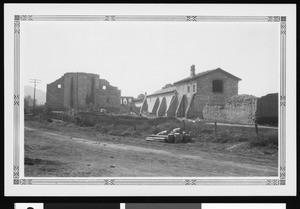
[12,15,286,187]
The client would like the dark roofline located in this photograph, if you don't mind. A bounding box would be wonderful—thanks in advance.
[173,68,241,85]
[64,72,99,76]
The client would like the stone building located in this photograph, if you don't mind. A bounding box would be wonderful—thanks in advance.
[141,65,241,118]
[46,72,121,111]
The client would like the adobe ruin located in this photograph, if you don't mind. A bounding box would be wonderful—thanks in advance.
[46,72,121,111]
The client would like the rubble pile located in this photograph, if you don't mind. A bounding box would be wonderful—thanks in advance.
[146,127,192,143]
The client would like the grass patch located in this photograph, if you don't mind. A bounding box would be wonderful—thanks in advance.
[26,112,278,148]
[250,132,278,147]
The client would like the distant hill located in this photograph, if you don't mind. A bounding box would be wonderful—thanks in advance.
[24,86,46,105]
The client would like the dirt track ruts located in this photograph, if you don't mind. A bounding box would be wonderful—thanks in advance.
[25,126,278,177]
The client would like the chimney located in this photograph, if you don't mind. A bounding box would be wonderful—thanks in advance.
[190,65,196,78]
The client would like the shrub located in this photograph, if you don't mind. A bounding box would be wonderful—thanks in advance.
[250,132,278,147]
[101,127,109,134]
[94,123,102,131]
[214,132,231,143]
[137,123,152,132]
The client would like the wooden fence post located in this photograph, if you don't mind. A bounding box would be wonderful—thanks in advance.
[214,121,217,138]
[133,117,136,131]
[255,123,258,135]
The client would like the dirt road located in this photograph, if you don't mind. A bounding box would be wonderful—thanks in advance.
[25,125,278,177]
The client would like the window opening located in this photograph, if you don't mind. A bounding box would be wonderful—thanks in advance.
[212,80,223,93]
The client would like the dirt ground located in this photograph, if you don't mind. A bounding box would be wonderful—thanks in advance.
[24,116,278,177]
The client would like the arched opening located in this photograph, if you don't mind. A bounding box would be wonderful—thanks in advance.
[151,98,160,115]
[157,97,167,116]
[167,95,178,117]
[141,99,148,113]
[176,95,188,117]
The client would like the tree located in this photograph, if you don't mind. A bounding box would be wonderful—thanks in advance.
[24,95,35,107]
[137,94,145,99]
[70,78,74,108]
[24,95,37,113]
[24,95,30,109]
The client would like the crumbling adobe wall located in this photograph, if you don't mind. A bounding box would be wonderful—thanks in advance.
[47,72,121,111]
[225,95,258,124]
[97,79,121,109]
[202,105,226,122]
[63,73,99,110]
[46,77,65,110]
[203,95,258,124]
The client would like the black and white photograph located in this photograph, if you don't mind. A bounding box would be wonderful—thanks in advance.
[4,4,296,196]
[22,17,282,178]
[23,18,280,178]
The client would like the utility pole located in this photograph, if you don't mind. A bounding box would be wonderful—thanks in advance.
[76,72,79,117]
[29,79,41,115]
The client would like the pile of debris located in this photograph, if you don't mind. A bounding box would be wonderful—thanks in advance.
[146,128,192,143]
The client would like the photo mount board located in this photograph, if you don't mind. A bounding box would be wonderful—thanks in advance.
[4,4,296,196]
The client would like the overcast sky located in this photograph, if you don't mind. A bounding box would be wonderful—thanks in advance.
[21,21,280,98]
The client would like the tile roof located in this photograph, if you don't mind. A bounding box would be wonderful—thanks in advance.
[146,68,241,97]
[173,68,241,85]
[147,86,176,97]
